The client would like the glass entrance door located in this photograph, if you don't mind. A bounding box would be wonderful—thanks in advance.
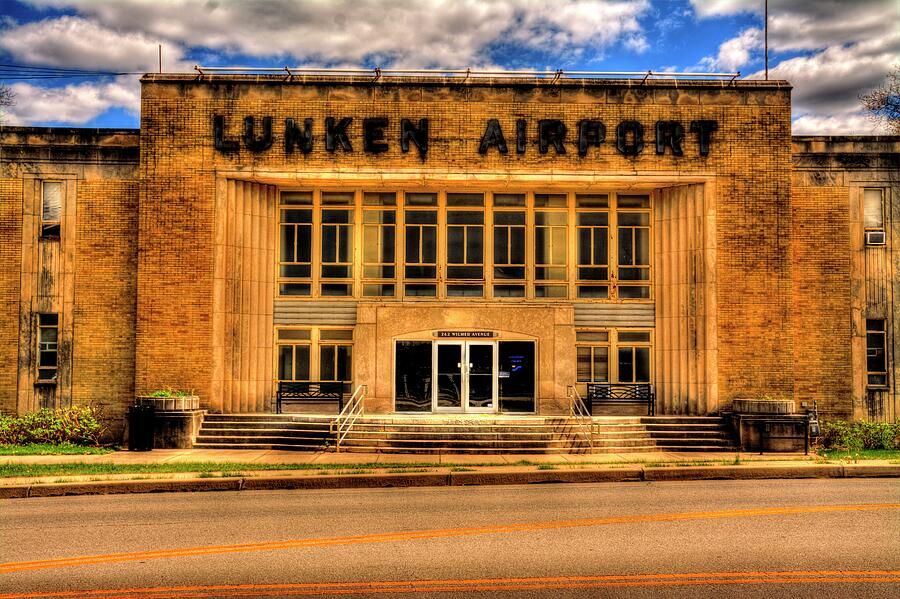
[434,341,497,413]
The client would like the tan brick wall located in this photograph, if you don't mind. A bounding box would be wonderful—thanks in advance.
[73,180,138,432]
[790,185,853,419]
[0,178,22,414]
[139,76,795,410]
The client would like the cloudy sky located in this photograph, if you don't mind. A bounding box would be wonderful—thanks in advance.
[1,0,897,133]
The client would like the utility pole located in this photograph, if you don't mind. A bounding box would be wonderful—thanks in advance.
[159,44,162,74]
[764,0,769,80]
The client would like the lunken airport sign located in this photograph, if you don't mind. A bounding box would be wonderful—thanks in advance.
[213,116,718,158]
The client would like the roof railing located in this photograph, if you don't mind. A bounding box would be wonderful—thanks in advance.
[192,65,741,82]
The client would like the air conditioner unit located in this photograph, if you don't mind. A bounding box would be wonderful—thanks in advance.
[865,230,886,246]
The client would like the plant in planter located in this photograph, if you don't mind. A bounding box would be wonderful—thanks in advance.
[136,389,200,411]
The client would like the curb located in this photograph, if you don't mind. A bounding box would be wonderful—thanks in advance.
[1,465,897,499]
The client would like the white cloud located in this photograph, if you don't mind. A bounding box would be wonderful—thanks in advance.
[22,0,650,68]
[4,77,140,125]
[698,27,760,72]
[0,16,190,72]
[792,112,882,135]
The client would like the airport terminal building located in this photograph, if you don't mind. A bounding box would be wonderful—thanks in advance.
[0,73,897,438]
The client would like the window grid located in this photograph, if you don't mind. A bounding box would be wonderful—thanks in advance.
[36,313,59,382]
[275,327,353,385]
[576,329,652,385]
[40,181,62,239]
[276,189,653,302]
[866,319,888,388]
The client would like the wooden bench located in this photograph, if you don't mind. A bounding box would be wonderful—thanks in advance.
[586,383,655,416]
[276,381,345,414]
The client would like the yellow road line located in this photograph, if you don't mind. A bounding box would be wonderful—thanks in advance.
[2,503,897,575]
[2,572,900,599]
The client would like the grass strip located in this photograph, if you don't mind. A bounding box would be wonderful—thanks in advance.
[0,443,113,456]
[816,449,900,461]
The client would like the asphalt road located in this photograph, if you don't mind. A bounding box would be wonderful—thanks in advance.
[1,479,898,598]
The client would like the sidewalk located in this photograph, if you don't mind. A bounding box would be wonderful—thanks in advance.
[1,449,897,499]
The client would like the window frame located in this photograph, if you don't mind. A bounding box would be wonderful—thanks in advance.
[35,313,59,383]
[40,180,63,239]
[865,319,889,388]
[576,328,653,385]
[275,327,354,385]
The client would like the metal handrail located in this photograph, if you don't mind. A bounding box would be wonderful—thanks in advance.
[567,385,593,452]
[194,65,741,81]
[333,384,366,453]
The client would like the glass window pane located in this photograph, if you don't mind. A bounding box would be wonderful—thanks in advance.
[405,210,437,224]
[617,194,650,208]
[578,229,591,264]
[297,225,311,263]
[278,345,293,380]
[534,285,567,298]
[404,283,437,296]
[499,341,535,412]
[577,347,592,382]
[619,331,651,342]
[447,193,484,206]
[534,193,567,207]
[39,313,58,326]
[551,228,566,264]
[280,283,311,296]
[320,346,336,380]
[618,348,634,383]
[395,341,432,411]
[42,182,62,222]
[864,189,884,229]
[39,326,58,343]
[281,191,312,205]
[576,331,609,342]
[494,193,526,207]
[322,191,354,205]
[322,209,351,224]
[447,228,465,263]
[618,212,649,226]
[635,228,650,265]
[39,350,57,367]
[593,347,609,382]
[618,228,634,265]
[535,212,567,226]
[337,346,352,381]
[467,227,483,263]
[576,194,608,207]
[320,329,353,340]
[363,283,395,296]
[494,212,525,225]
[618,285,650,299]
[577,212,608,226]
[295,345,310,380]
[510,228,525,264]
[321,283,352,296]
[405,192,437,206]
[422,228,437,262]
[447,211,483,225]
[321,226,337,262]
[278,329,311,340]
[363,192,396,206]
[282,209,312,224]
[405,227,421,262]
[577,285,608,298]
[493,284,525,297]
[494,227,508,264]
[635,347,651,382]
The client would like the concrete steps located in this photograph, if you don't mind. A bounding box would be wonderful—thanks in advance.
[192,414,736,453]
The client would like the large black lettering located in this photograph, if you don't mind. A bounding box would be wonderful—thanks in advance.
[325,117,353,152]
[577,120,605,157]
[616,120,644,156]
[516,119,527,154]
[538,120,567,154]
[655,121,684,156]
[478,119,508,154]
[284,118,314,154]
[243,116,273,152]
[690,120,718,156]
[213,115,239,152]
[363,117,389,154]
[400,118,428,158]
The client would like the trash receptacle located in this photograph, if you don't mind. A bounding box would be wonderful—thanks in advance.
[128,405,155,451]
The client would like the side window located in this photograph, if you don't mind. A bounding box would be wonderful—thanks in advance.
[576,331,609,383]
[617,331,652,383]
[276,328,353,388]
[36,313,59,382]
[866,319,888,387]
[41,181,62,238]
[864,188,886,246]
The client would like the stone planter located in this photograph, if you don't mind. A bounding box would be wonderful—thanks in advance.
[731,398,794,414]
[136,395,200,411]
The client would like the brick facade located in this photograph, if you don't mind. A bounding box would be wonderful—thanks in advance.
[0,77,896,430]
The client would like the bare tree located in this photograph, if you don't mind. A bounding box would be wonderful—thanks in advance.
[0,83,14,123]
[860,65,900,134]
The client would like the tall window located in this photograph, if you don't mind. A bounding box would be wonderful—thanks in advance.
[576,331,609,382]
[36,313,59,382]
[576,194,609,299]
[616,195,651,299]
[534,193,568,299]
[492,193,526,298]
[404,193,438,297]
[866,319,888,387]
[278,192,313,296]
[362,192,397,297]
[277,328,353,386]
[446,193,484,297]
[41,181,62,238]
[617,331,652,382]
[864,188,884,231]
[320,192,354,297]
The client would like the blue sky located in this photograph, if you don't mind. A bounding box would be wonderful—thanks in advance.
[1,0,897,133]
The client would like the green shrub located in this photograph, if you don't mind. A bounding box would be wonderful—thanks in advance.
[145,389,194,398]
[819,420,900,451]
[0,406,106,446]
